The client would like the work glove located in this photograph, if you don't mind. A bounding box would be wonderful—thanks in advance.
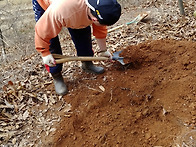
[42,54,56,67]
[97,50,112,59]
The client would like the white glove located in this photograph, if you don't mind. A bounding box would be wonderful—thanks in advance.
[97,50,112,59]
[42,54,56,67]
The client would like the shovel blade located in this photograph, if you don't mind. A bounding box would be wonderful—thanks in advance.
[112,50,125,65]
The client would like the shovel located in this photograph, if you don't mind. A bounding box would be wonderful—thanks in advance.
[98,11,150,35]
[53,50,125,65]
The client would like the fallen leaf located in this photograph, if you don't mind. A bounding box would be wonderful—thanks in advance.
[99,85,105,92]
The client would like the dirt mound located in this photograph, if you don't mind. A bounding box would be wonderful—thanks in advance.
[47,39,196,146]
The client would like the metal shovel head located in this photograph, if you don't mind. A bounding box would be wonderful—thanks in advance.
[112,50,125,65]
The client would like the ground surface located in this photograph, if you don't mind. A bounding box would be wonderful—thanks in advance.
[0,0,196,147]
[49,39,196,147]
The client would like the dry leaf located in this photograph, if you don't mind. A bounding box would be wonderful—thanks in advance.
[99,85,105,92]
[43,94,48,105]
[8,81,14,86]
[23,110,29,120]
[49,96,56,105]
[4,99,14,109]
[63,103,72,113]
[50,128,56,132]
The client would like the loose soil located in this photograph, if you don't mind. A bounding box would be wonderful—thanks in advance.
[47,39,196,147]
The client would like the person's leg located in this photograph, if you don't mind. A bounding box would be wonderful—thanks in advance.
[48,36,63,74]
[32,0,44,22]
[68,26,104,74]
[48,37,67,95]
[32,0,67,95]
[68,26,93,56]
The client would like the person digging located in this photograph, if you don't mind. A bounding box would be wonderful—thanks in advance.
[32,0,121,95]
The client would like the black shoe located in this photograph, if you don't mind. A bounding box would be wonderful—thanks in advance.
[51,72,68,95]
[82,61,105,74]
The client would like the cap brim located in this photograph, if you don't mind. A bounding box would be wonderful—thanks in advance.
[85,0,96,11]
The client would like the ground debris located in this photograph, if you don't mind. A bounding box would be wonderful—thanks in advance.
[0,78,71,146]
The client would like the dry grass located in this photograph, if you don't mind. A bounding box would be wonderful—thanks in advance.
[0,0,30,6]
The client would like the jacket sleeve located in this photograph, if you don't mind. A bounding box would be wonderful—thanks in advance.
[92,23,107,39]
[35,7,63,57]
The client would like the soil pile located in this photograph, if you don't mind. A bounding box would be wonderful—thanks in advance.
[49,39,196,147]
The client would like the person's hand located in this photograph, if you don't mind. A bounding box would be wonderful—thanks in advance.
[97,50,112,59]
[42,54,56,67]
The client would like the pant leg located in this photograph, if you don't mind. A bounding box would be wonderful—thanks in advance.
[32,0,62,74]
[48,37,63,73]
[32,0,44,21]
[68,26,94,57]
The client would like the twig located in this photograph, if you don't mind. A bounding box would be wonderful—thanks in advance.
[178,0,185,15]
[0,28,6,59]
[109,88,113,102]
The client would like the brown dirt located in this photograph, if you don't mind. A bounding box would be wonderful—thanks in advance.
[47,39,196,147]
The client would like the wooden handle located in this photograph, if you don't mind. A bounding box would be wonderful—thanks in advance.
[52,54,108,64]
[52,54,68,59]
[107,24,124,33]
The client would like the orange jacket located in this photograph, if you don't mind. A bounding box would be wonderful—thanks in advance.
[35,0,107,57]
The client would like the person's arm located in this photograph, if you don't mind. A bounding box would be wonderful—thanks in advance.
[92,24,112,58]
[95,38,111,58]
[96,38,106,52]
[34,3,64,66]
[35,8,62,57]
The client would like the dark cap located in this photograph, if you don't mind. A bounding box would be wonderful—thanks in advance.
[85,0,121,26]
